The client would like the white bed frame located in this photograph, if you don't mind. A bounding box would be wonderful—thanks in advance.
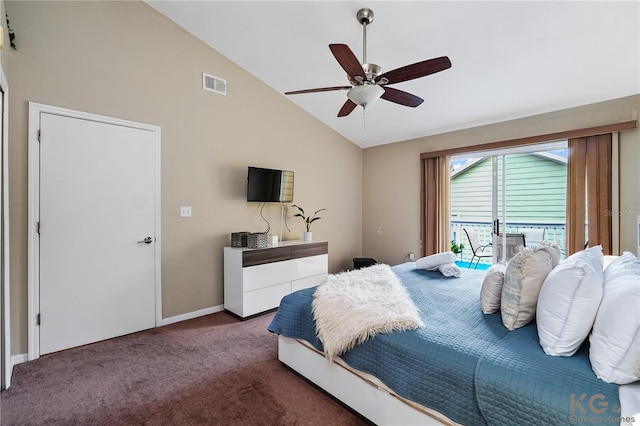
[278,336,459,426]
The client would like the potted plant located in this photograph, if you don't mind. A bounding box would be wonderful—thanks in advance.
[451,240,465,262]
[292,205,327,242]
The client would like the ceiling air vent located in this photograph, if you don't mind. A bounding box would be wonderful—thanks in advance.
[203,73,227,95]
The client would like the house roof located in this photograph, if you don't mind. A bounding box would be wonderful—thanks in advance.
[146,1,640,149]
[451,151,567,178]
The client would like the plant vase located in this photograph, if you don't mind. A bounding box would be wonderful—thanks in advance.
[292,205,326,244]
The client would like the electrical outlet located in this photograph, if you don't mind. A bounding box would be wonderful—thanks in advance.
[409,253,416,261]
[180,206,192,217]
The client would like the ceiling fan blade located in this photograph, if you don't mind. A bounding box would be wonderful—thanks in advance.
[337,99,358,117]
[377,56,451,85]
[381,87,424,107]
[329,44,366,81]
[285,86,352,95]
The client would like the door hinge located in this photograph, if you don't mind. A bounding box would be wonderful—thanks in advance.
[37,313,41,326]
[37,130,41,142]
[37,221,41,235]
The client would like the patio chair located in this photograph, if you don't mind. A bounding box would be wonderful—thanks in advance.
[463,228,492,269]
[518,228,545,247]
[494,233,526,263]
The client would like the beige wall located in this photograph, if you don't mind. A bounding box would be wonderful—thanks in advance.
[363,95,640,264]
[5,1,363,355]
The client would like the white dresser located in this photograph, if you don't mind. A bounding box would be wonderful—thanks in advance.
[223,240,328,319]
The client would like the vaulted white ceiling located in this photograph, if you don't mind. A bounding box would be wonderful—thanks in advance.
[146,1,640,148]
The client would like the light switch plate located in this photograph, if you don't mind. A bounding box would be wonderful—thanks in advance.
[180,206,192,217]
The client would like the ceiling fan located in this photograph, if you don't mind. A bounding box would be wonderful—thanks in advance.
[285,7,452,118]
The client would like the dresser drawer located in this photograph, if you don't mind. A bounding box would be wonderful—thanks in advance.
[242,246,291,267]
[292,273,327,292]
[293,254,328,280]
[243,260,294,291]
[291,242,328,259]
[243,282,291,317]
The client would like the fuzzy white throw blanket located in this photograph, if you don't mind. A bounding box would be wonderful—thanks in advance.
[312,264,424,360]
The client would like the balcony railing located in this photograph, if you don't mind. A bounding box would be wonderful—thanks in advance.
[451,221,567,266]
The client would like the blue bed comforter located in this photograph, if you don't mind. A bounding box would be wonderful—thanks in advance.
[268,262,620,425]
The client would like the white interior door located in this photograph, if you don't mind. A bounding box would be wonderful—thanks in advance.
[38,112,158,355]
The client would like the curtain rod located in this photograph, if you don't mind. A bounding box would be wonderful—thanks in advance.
[420,120,637,160]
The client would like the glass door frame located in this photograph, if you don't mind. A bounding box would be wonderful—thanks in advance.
[450,140,568,266]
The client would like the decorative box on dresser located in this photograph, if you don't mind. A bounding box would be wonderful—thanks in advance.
[224,240,328,319]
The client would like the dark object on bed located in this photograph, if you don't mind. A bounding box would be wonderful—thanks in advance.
[353,257,377,269]
[268,262,619,425]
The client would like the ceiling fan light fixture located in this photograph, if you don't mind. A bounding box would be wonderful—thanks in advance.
[283,7,451,120]
[347,84,384,107]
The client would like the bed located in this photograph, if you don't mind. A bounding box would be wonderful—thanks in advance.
[268,262,625,425]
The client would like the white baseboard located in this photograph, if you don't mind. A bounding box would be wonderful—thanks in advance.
[161,304,224,326]
[11,353,28,367]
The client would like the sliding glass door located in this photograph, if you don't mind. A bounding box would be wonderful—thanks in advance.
[450,141,568,267]
[492,154,529,263]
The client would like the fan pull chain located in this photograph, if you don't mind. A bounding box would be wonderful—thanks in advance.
[362,106,367,138]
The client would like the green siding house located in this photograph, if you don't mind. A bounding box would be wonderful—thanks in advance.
[450,152,567,264]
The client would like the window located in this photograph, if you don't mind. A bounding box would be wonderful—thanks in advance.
[450,141,568,266]
[420,121,634,259]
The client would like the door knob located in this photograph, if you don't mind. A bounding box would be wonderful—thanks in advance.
[137,237,153,244]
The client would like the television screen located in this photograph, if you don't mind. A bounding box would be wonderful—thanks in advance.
[247,167,294,202]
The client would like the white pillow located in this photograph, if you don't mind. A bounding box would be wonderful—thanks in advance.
[536,241,562,268]
[590,252,640,384]
[501,246,553,331]
[480,263,506,314]
[415,251,456,270]
[603,255,618,270]
[536,246,604,356]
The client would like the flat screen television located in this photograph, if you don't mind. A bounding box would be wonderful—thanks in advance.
[246,166,294,203]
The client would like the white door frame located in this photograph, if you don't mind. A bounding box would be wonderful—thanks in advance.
[1,65,11,388]
[27,102,162,360]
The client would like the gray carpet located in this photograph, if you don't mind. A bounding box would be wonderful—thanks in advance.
[0,311,368,425]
